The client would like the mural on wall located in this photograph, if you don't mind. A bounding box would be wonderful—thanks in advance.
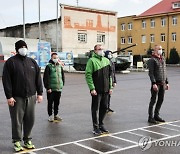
[64,15,116,32]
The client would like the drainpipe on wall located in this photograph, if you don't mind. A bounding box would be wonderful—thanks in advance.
[167,14,169,59]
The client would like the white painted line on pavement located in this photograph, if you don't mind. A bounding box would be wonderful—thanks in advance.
[140,128,170,137]
[93,138,122,149]
[127,131,145,137]
[19,119,180,153]
[51,147,68,154]
[74,142,104,154]
[168,123,180,128]
[157,125,180,132]
[110,135,138,144]
[105,133,180,153]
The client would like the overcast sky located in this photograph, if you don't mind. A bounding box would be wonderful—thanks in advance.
[0,0,162,29]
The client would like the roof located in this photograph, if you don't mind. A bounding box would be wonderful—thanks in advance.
[138,0,180,17]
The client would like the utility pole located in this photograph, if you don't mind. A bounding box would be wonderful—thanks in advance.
[77,0,79,6]
[38,0,41,42]
[23,0,25,40]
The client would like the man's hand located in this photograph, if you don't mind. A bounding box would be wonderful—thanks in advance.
[47,89,52,93]
[153,84,158,92]
[113,83,117,88]
[7,97,16,107]
[90,90,97,96]
[37,95,43,103]
[165,84,169,90]
[109,89,113,95]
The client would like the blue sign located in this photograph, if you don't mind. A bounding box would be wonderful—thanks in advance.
[38,42,51,68]
[57,52,73,66]
[27,52,39,64]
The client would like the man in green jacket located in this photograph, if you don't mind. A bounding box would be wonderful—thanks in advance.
[85,44,113,135]
[43,53,65,122]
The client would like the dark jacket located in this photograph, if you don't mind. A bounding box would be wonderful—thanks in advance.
[147,54,168,85]
[2,54,43,99]
[43,59,65,91]
[85,52,112,94]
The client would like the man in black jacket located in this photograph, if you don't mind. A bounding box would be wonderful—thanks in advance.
[2,40,43,152]
[147,45,169,124]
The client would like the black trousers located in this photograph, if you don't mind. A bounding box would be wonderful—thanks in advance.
[148,85,165,118]
[107,94,111,109]
[91,93,108,129]
[47,91,61,116]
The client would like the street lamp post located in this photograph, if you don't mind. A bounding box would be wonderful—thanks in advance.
[39,0,41,42]
[56,0,59,52]
[23,0,25,40]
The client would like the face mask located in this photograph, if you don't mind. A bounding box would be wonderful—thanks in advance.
[18,48,28,56]
[158,49,163,55]
[108,54,113,59]
[97,50,104,57]
[52,58,58,63]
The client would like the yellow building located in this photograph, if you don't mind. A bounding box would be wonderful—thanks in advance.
[118,0,180,58]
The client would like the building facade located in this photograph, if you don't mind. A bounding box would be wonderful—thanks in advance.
[118,0,180,58]
[0,4,117,57]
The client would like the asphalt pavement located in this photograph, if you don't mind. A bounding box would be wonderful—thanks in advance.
[0,67,180,154]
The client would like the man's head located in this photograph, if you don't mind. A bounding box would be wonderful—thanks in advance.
[104,50,113,59]
[51,52,59,63]
[154,45,163,55]
[94,44,104,57]
[15,40,28,56]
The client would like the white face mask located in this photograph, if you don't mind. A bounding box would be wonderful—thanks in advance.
[158,49,163,55]
[97,50,105,57]
[52,58,58,63]
[18,48,28,56]
[108,54,113,59]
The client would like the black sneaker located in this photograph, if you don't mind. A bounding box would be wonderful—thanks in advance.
[92,128,102,135]
[148,117,158,124]
[99,125,109,134]
[154,116,165,122]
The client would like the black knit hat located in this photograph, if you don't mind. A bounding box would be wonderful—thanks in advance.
[15,40,28,52]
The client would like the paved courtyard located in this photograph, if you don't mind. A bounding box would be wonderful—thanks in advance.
[0,67,180,154]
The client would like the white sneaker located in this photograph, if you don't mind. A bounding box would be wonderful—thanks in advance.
[48,115,54,122]
[54,115,62,121]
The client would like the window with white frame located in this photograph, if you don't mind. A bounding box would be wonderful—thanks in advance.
[172,2,180,9]
[142,20,146,29]
[128,23,132,30]
[128,36,132,44]
[121,37,125,44]
[161,18,166,27]
[172,16,177,25]
[150,19,155,28]
[172,32,176,42]
[161,33,165,42]
[97,34,105,43]
[150,34,155,43]
[121,23,125,31]
[142,35,146,43]
[78,33,87,42]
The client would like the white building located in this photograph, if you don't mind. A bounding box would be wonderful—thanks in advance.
[0,4,117,57]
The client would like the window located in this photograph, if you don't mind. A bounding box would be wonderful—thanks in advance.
[128,36,132,44]
[150,19,155,28]
[142,20,146,29]
[128,23,132,30]
[172,32,176,42]
[172,16,177,25]
[161,18,166,27]
[172,2,180,9]
[121,23,125,31]
[161,33,165,42]
[121,37,125,44]
[78,33,87,42]
[97,34,105,43]
[142,35,146,43]
[150,34,155,43]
